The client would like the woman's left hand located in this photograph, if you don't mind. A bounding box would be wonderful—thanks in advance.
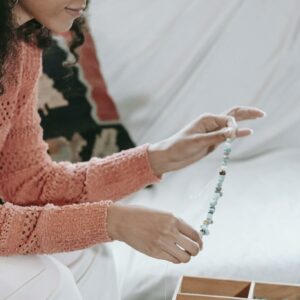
[148,106,266,176]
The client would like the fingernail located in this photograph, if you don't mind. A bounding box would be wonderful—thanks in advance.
[249,129,254,135]
[258,110,267,117]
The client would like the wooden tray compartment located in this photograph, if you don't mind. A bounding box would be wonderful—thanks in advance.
[173,276,300,300]
[173,276,251,300]
[253,282,300,300]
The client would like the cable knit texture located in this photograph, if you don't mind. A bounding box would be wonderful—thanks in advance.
[0,41,160,255]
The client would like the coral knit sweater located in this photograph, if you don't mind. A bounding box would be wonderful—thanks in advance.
[0,41,160,256]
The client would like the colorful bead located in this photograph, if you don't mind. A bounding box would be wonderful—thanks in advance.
[199,138,233,235]
[213,194,220,200]
[210,199,218,206]
[207,213,213,219]
[200,224,210,235]
[206,214,213,224]
[215,187,222,193]
[215,191,223,197]
[218,175,225,182]
[209,208,216,214]
[216,183,222,190]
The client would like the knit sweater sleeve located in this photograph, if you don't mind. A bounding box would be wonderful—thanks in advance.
[0,201,112,255]
[1,141,160,207]
[0,42,160,255]
[0,43,161,207]
[0,45,112,255]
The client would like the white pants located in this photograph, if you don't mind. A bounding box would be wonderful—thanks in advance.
[0,245,120,300]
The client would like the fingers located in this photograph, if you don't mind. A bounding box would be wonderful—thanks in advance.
[156,216,203,264]
[176,233,201,256]
[190,107,265,136]
[199,114,235,132]
[161,218,203,264]
[236,128,254,138]
[188,114,232,134]
[200,108,265,139]
[167,242,192,263]
[195,122,256,145]
[162,233,201,264]
[227,116,238,131]
[197,106,266,144]
[226,106,266,122]
[195,127,235,145]
[177,218,203,250]
[160,250,181,264]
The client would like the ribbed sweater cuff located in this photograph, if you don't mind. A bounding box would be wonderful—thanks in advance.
[86,144,161,201]
[0,201,113,255]
[37,201,113,253]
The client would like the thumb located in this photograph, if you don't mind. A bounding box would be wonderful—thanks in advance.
[199,127,235,145]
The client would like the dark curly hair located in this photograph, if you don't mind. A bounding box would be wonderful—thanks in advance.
[0,0,88,95]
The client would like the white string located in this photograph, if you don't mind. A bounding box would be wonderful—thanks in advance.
[163,260,169,300]
[162,177,215,300]
[162,141,233,299]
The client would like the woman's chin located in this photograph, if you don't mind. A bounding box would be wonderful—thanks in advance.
[44,19,75,33]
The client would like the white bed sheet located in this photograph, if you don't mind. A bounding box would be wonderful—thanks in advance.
[89,1,300,299]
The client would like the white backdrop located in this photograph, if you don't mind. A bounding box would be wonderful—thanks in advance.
[89,1,300,299]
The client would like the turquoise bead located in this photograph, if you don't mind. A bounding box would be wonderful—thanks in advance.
[224,148,231,154]
[200,225,210,236]
[215,187,222,193]
[199,138,233,236]
[207,214,213,223]
[219,175,225,181]
[210,200,218,207]
[213,194,220,200]
[208,208,215,214]
[214,191,223,197]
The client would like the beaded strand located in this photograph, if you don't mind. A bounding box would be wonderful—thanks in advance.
[200,138,233,236]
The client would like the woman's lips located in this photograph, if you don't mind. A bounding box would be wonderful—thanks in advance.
[65,7,84,18]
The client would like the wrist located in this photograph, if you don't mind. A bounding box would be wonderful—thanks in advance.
[107,204,123,241]
[147,142,169,177]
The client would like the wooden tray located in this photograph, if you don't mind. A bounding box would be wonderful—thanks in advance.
[173,276,300,300]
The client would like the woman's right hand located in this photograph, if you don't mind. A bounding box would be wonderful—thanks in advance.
[147,106,266,177]
[107,204,202,264]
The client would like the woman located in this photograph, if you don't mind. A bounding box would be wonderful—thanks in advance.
[0,0,265,265]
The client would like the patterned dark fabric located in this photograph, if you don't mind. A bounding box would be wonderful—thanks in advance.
[38,31,136,163]
[0,31,147,206]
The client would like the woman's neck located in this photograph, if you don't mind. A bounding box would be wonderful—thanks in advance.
[12,4,33,27]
